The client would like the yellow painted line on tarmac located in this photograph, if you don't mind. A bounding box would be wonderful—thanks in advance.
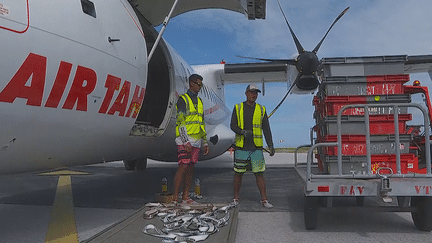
[37,169,92,176]
[38,169,92,243]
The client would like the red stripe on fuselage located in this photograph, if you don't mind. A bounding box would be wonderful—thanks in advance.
[0,53,145,118]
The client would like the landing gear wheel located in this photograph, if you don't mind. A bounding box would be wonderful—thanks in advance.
[411,196,432,231]
[123,160,136,171]
[304,196,318,230]
[135,158,148,171]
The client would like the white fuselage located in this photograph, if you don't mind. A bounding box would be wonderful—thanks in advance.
[0,0,234,174]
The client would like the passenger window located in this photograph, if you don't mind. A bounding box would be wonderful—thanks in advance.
[81,0,96,18]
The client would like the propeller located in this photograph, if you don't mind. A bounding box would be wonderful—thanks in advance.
[243,1,349,118]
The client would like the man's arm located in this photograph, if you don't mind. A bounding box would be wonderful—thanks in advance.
[262,112,275,156]
[176,98,190,145]
[231,105,253,141]
[201,102,209,155]
[230,107,242,134]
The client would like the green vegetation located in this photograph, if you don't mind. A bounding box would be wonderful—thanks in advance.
[268,147,312,153]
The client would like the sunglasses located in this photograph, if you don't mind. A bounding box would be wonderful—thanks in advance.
[192,81,203,87]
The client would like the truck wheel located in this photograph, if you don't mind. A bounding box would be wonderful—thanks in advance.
[304,196,318,230]
[356,196,364,206]
[411,196,432,231]
[397,196,410,208]
[135,158,148,171]
[318,197,328,207]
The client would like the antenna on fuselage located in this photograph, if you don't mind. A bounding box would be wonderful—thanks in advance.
[148,0,179,62]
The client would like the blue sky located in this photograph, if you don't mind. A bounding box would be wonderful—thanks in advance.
[157,0,432,147]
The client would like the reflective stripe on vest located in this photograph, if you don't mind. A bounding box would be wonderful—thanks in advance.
[176,94,206,138]
[235,102,265,148]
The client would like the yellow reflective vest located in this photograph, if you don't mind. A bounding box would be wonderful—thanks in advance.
[176,93,206,139]
[235,102,265,148]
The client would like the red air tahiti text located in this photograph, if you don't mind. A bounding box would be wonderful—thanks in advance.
[0,53,145,118]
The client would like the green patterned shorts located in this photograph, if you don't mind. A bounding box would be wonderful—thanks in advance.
[234,149,266,173]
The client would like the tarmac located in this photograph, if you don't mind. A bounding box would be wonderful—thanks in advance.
[1,152,432,242]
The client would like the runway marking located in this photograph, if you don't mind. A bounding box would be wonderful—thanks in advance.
[38,169,91,243]
[37,169,92,176]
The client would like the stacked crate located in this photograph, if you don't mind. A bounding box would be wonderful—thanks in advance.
[313,74,419,175]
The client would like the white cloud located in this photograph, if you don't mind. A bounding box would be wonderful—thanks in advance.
[163,0,432,147]
[213,0,432,59]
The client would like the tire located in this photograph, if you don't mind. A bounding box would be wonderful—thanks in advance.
[135,158,148,171]
[317,196,328,207]
[397,196,410,208]
[123,160,136,171]
[411,197,432,231]
[304,196,318,230]
[356,196,364,206]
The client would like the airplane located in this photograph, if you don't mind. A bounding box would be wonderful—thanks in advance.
[1,0,432,176]
[0,0,270,174]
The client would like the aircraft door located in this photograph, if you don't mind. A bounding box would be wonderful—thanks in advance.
[0,0,29,33]
[130,27,172,137]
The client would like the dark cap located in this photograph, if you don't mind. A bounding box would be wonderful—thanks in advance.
[189,74,203,82]
[246,84,261,93]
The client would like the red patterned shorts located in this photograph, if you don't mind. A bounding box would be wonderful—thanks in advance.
[177,145,200,165]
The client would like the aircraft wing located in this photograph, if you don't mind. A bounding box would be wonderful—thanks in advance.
[133,0,266,26]
[222,62,292,85]
[321,54,432,78]
[222,54,432,85]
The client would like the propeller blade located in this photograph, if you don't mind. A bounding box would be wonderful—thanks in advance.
[277,0,305,54]
[312,7,349,54]
[236,55,297,65]
[268,72,302,118]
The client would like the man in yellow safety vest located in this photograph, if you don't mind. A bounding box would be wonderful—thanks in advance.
[173,74,209,204]
[230,84,275,208]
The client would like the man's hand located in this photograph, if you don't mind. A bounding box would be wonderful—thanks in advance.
[185,142,192,153]
[241,130,253,140]
[269,146,275,157]
[203,144,210,156]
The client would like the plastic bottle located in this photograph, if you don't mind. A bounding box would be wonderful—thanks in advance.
[162,177,167,193]
[194,178,201,196]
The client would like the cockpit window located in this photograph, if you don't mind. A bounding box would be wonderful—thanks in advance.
[81,0,96,18]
